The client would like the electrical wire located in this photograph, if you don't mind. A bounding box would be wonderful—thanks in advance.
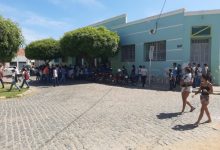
[154,0,167,33]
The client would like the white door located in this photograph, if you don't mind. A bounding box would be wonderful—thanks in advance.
[190,39,211,66]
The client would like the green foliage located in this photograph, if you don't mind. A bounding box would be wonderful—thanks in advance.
[60,26,120,61]
[0,16,23,63]
[25,38,61,63]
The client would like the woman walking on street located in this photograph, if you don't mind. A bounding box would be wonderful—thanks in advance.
[20,68,30,89]
[180,67,195,113]
[193,74,213,126]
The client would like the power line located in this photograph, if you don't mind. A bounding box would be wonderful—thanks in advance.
[151,0,167,34]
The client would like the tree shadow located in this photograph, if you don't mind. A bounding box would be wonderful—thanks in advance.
[156,112,182,120]
[172,124,198,131]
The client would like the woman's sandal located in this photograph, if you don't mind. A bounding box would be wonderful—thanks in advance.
[204,120,212,123]
[190,107,196,112]
[193,122,199,127]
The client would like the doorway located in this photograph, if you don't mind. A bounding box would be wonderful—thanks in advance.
[190,38,211,66]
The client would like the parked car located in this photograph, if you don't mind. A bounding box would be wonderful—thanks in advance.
[3,66,21,77]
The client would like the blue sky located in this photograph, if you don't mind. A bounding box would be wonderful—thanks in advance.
[0,0,220,44]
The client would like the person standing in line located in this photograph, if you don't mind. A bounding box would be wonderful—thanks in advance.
[141,65,147,88]
[192,63,197,88]
[53,66,59,87]
[172,63,178,89]
[203,64,209,76]
[0,64,4,88]
[20,68,30,89]
[8,69,21,92]
[138,65,142,84]
[43,65,49,83]
[61,66,67,83]
[35,67,41,81]
[176,64,182,86]
[180,67,195,113]
[130,65,136,85]
[193,74,213,126]
[168,69,174,90]
[196,64,202,87]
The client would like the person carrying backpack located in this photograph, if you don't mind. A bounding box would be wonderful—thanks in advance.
[20,68,30,89]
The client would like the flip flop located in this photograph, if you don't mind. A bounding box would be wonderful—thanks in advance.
[204,120,212,123]
[190,107,196,112]
[193,122,199,127]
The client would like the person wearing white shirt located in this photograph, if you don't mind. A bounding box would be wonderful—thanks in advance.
[195,64,202,87]
[141,65,148,88]
[180,67,195,113]
[53,66,59,87]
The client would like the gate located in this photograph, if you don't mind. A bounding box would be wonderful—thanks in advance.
[190,39,211,66]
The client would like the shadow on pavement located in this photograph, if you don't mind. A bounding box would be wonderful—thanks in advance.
[172,124,198,131]
[29,79,91,88]
[28,76,181,92]
[157,112,182,119]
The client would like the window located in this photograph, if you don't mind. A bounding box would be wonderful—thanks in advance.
[145,41,166,61]
[192,26,211,37]
[121,45,135,62]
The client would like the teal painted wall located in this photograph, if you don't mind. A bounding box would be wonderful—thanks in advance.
[90,10,220,85]
[184,14,220,85]
[110,11,185,76]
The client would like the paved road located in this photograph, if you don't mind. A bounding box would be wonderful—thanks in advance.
[0,83,220,150]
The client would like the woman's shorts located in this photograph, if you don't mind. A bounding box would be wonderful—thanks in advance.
[181,86,192,93]
[200,95,209,104]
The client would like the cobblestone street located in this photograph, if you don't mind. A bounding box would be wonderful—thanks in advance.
[0,83,220,150]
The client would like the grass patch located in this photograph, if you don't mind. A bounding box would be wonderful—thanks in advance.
[0,84,28,98]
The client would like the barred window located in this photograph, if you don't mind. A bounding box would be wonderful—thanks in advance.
[121,45,135,62]
[145,41,166,61]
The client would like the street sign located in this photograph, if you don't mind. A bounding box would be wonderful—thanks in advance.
[149,46,155,60]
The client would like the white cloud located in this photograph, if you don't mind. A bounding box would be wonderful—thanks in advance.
[0,3,74,43]
[48,0,104,8]
[22,28,50,45]
[0,3,72,29]
[24,12,72,29]
[0,3,17,13]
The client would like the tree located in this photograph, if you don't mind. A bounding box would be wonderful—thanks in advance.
[25,38,61,64]
[0,16,23,63]
[60,26,120,64]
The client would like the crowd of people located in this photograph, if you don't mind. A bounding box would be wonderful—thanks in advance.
[0,61,215,126]
[168,62,212,90]
[168,62,213,126]
[34,64,150,87]
[6,62,211,91]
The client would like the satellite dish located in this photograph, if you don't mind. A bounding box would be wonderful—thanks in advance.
[149,29,156,35]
